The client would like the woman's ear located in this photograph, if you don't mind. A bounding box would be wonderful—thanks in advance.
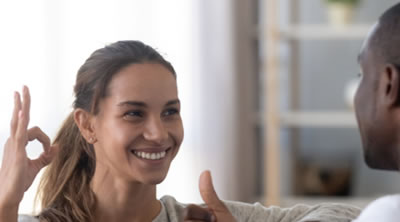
[74,108,97,144]
[383,63,400,107]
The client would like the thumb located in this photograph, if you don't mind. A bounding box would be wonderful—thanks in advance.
[199,170,226,211]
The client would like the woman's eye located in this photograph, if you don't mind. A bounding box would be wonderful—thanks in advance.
[163,108,179,116]
[124,111,143,118]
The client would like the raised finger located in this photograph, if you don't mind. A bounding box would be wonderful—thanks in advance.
[20,86,31,129]
[27,127,51,152]
[10,91,22,136]
[15,86,31,142]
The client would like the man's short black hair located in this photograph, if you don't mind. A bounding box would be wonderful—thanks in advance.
[370,3,400,65]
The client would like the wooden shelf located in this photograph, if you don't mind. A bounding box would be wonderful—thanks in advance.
[255,111,357,128]
[279,24,372,40]
[280,111,357,128]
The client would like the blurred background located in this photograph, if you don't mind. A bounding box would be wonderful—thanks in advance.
[0,0,399,214]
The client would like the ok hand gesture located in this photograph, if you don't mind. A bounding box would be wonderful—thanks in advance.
[0,86,57,215]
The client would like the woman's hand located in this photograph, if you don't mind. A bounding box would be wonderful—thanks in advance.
[0,86,57,211]
[183,171,237,222]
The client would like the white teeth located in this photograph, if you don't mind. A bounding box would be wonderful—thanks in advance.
[133,150,167,160]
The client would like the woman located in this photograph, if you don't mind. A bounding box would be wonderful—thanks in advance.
[0,41,360,222]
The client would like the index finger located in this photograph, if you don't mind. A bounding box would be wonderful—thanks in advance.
[20,85,31,129]
[27,127,51,152]
[15,86,31,143]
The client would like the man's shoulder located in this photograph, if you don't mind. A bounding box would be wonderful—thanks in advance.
[354,194,400,222]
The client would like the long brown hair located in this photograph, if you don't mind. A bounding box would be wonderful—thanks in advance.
[36,41,176,222]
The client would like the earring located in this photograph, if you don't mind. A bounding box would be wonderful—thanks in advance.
[88,137,96,143]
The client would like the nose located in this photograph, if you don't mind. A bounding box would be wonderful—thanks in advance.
[143,115,168,144]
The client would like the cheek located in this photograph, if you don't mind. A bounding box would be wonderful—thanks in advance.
[110,125,141,149]
[169,119,184,145]
[95,126,137,167]
[354,82,369,135]
[354,78,368,112]
[354,85,362,113]
[97,120,136,152]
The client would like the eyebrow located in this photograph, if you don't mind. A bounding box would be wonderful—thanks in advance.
[165,99,180,106]
[117,101,146,107]
[117,99,180,107]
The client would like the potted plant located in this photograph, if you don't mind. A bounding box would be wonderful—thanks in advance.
[324,0,361,26]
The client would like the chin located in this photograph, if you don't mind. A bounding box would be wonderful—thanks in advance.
[143,176,167,185]
[138,170,169,185]
[364,146,399,171]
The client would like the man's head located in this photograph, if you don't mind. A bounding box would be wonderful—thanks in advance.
[355,3,400,170]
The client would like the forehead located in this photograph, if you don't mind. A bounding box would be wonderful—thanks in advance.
[107,63,178,102]
[359,23,379,63]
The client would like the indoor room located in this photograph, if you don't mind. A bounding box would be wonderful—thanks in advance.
[0,0,399,220]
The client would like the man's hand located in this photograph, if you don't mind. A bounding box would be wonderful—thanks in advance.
[183,170,237,222]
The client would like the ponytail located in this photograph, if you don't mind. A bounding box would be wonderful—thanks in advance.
[36,112,96,222]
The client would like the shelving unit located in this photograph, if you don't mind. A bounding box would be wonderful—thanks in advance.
[262,0,372,206]
[280,24,371,39]
[281,111,357,128]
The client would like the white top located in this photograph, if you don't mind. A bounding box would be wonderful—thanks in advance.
[18,195,360,222]
[353,194,400,222]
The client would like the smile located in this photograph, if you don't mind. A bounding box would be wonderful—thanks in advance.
[132,150,167,160]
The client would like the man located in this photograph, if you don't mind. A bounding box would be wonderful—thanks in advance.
[184,2,400,222]
[352,2,400,221]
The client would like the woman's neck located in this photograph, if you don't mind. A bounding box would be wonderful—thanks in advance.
[90,167,161,222]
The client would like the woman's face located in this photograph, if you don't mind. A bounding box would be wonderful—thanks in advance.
[92,63,183,185]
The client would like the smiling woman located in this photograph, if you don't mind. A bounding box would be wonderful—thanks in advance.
[38,41,183,222]
[0,41,184,222]
[85,62,184,186]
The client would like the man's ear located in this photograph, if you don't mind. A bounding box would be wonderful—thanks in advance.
[74,108,96,144]
[382,63,400,107]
